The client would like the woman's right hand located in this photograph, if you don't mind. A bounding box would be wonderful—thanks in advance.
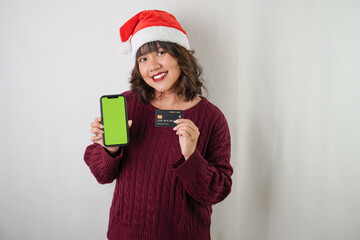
[90,117,133,154]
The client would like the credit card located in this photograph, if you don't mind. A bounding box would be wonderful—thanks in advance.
[155,109,183,127]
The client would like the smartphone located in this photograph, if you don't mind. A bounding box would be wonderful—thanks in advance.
[100,94,129,147]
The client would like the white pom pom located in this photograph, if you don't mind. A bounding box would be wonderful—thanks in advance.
[117,40,132,54]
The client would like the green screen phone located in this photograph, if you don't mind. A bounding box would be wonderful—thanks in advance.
[100,94,129,147]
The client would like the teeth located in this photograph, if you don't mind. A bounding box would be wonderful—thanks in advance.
[153,73,166,79]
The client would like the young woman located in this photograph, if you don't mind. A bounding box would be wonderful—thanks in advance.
[84,10,233,240]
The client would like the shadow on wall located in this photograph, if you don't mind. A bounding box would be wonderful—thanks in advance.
[181,7,242,240]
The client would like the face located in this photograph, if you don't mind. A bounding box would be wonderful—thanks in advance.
[137,48,181,94]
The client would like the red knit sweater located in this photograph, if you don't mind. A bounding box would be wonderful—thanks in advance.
[84,90,233,240]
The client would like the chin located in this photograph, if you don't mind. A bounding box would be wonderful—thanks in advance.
[154,85,172,93]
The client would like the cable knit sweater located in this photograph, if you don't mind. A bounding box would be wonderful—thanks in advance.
[84,90,233,240]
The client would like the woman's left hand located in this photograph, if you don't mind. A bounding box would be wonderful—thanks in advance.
[173,119,200,160]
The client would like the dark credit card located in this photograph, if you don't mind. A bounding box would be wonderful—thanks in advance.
[155,109,183,127]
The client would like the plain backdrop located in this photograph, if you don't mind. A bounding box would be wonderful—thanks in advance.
[1,0,359,239]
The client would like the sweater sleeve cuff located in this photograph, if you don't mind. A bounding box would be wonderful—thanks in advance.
[104,145,123,165]
[90,143,124,173]
[171,149,209,181]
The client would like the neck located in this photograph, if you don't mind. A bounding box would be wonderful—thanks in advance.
[153,91,184,109]
[151,90,202,111]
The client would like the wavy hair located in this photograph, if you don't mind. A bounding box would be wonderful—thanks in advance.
[130,41,206,104]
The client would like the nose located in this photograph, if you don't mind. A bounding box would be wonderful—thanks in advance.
[149,57,161,72]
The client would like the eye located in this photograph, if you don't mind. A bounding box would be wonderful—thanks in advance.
[138,57,147,63]
[157,50,166,56]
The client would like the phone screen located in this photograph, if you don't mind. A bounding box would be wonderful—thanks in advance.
[100,95,129,146]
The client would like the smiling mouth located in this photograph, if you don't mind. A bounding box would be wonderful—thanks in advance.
[152,72,167,82]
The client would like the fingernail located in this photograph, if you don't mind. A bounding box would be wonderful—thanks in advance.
[100,124,104,128]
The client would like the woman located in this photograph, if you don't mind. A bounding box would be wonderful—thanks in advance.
[84,10,233,240]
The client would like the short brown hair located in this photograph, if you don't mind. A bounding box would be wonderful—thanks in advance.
[130,41,205,104]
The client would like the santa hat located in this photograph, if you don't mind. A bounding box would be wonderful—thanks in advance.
[118,10,190,58]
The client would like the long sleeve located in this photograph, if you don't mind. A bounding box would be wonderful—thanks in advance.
[172,111,233,206]
[84,143,124,184]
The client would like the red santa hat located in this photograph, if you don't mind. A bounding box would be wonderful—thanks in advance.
[118,10,190,58]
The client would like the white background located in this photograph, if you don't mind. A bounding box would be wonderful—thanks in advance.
[1,0,359,239]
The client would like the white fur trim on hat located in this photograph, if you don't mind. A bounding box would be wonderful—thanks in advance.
[117,40,132,54]
[131,26,190,59]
